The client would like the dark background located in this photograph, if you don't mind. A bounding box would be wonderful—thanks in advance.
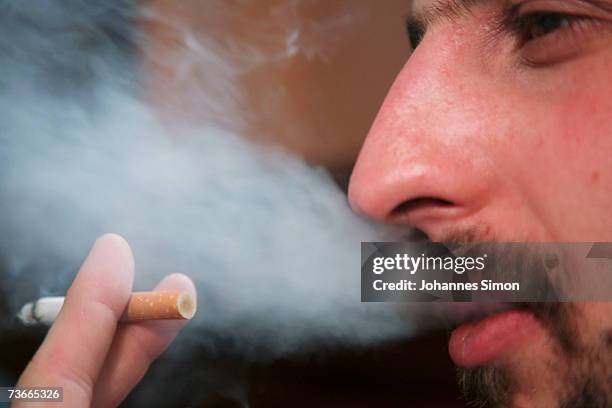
[0,325,464,407]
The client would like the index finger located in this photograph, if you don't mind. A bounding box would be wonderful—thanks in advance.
[16,234,135,407]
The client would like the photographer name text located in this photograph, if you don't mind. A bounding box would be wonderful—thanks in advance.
[372,279,520,292]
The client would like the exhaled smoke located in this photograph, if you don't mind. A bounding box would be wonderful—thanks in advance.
[0,0,416,360]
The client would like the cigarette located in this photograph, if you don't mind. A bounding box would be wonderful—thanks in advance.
[18,291,197,326]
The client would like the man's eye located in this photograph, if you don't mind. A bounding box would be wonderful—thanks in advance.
[523,12,573,39]
[504,8,606,66]
[518,12,578,42]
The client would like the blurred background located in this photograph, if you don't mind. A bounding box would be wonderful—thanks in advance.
[0,0,465,406]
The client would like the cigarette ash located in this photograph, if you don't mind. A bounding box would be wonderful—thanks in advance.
[0,1,423,405]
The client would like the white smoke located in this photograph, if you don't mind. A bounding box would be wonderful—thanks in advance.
[0,0,418,360]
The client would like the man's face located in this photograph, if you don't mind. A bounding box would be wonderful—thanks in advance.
[348,0,612,406]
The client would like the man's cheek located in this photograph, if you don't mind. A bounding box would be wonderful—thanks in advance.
[555,81,612,192]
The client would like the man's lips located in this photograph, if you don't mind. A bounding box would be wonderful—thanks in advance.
[448,308,543,368]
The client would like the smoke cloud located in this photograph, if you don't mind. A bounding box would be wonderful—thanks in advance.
[0,0,417,363]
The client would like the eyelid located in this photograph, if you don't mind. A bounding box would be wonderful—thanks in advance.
[519,20,598,66]
[514,0,612,21]
[515,13,612,67]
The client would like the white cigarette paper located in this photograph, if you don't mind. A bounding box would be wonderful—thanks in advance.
[18,291,197,326]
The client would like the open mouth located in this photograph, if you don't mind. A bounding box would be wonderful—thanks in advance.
[447,302,544,368]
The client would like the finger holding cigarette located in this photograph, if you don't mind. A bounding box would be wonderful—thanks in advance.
[19,290,196,325]
[15,234,197,408]
[92,273,197,408]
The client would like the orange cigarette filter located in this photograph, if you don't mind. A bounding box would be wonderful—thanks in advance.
[121,291,197,322]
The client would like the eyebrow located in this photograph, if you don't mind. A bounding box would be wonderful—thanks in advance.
[409,0,491,29]
[412,0,612,29]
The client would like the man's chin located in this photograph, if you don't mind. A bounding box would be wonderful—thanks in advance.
[451,303,611,408]
[457,363,611,408]
[449,304,553,407]
[457,365,512,408]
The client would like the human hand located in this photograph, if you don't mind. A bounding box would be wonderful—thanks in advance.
[14,234,196,407]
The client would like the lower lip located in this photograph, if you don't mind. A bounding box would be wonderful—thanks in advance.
[449,309,542,368]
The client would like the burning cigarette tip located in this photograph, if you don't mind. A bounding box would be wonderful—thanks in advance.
[17,291,197,326]
[18,296,65,326]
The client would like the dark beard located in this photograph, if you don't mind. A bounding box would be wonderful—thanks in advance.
[456,303,612,408]
[457,365,512,407]
[457,364,610,408]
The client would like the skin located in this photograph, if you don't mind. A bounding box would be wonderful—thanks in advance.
[14,234,196,408]
[349,0,612,406]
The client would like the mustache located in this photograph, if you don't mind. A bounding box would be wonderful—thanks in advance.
[419,226,583,346]
[411,226,610,303]
[435,226,496,244]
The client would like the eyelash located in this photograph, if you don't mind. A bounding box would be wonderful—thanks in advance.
[503,10,595,46]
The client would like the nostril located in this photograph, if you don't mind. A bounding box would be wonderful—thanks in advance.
[390,197,454,218]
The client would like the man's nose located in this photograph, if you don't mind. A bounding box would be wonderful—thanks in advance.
[348,34,494,237]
